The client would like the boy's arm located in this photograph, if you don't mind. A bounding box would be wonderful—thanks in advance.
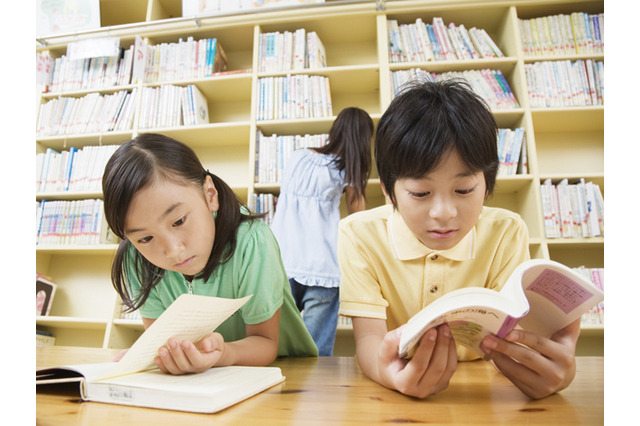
[353,316,458,398]
[480,318,579,399]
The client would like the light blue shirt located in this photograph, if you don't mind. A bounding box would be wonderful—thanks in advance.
[271,149,346,288]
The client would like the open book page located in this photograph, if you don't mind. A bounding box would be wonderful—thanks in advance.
[105,294,252,379]
[398,259,604,359]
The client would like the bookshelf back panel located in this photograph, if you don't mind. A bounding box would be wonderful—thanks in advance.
[535,130,604,176]
[198,145,251,189]
[101,0,149,26]
[43,255,116,319]
[548,244,604,268]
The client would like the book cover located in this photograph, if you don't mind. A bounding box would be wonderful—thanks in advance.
[36,273,57,316]
[398,259,604,359]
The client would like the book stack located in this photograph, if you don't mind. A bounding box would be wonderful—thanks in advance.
[388,17,504,63]
[138,84,209,129]
[257,75,332,120]
[42,45,136,93]
[525,59,603,108]
[248,193,277,225]
[391,68,519,110]
[143,37,227,83]
[36,145,119,193]
[258,29,326,72]
[540,178,604,239]
[36,199,119,245]
[36,330,56,347]
[519,12,604,57]
[36,273,57,317]
[36,89,137,137]
[119,303,142,321]
[255,130,329,184]
[573,266,604,327]
[497,128,527,176]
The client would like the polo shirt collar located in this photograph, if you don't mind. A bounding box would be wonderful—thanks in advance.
[387,207,475,261]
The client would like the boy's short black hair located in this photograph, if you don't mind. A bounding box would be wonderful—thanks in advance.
[375,79,499,205]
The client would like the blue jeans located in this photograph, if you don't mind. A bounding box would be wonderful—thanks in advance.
[289,278,339,356]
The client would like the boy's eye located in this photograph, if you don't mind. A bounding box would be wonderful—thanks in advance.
[455,187,475,195]
[409,191,429,198]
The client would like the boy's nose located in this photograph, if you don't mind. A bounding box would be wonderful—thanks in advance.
[429,197,456,220]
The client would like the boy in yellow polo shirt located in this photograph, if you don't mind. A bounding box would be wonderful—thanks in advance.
[338,80,580,399]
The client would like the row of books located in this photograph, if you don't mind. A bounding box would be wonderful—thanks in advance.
[257,75,332,121]
[255,131,329,184]
[138,84,210,129]
[519,12,603,57]
[36,199,119,246]
[36,145,118,193]
[248,193,277,225]
[119,304,142,321]
[36,89,137,137]
[574,266,604,326]
[391,68,519,110]
[540,178,604,239]
[258,29,326,73]
[40,45,136,93]
[525,59,603,108]
[497,128,528,177]
[388,17,504,63]
[142,37,227,84]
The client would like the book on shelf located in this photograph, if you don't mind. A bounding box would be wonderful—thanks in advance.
[257,75,332,120]
[259,28,326,72]
[36,273,57,316]
[248,193,277,225]
[398,259,604,359]
[387,17,503,63]
[540,178,604,239]
[36,330,56,347]
[36,199,119,246]
[519,12,603,57]
[138,84,209,129]
[391,68,519,110]
[36,89,137,137]
[36,144,119,193]
[525,59,603,108]
[36,294,285,413]
[496,128,526,176]
[574,266,604,326]
[255,130,329,184]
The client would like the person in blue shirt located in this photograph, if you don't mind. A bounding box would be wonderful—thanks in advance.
[270,107,373,355]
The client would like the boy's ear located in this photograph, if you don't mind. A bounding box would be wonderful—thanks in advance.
[203,175,219,213]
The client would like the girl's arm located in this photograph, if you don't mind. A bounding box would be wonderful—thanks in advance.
[149,309,281,375]
[345,186,366,214]
[353,316,458,398]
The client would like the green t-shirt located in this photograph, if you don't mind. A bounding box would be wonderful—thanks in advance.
[125,217,318,357]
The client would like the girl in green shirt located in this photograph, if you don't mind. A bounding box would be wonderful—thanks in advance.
[102,133,317,375]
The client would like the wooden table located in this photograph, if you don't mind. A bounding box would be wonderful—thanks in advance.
[36,346,603,425]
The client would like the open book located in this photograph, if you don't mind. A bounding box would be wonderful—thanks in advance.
[36,294,285,413]
[398,259,604,359]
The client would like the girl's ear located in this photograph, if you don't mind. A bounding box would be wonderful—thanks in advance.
[380,178,393,205]
[203,175,219,213]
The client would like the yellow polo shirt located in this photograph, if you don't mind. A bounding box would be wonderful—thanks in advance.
[338,204,530,360]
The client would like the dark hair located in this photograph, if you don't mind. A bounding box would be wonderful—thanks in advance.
[102,133,256,311]
[315,107,373,203]
[375,79,499,205]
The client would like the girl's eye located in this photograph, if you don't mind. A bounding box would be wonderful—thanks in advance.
[138,236,153,244]
[456,187,475,195]
[173,216,186,227]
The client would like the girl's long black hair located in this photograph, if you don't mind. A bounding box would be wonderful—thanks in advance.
[102,133,257,311]
[314,107,373,203]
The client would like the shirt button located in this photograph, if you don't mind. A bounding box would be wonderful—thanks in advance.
[430,285,438,293]
[431,255,438,260]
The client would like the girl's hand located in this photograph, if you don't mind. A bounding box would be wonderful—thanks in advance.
[378,324,458,398]
[155,332,225,375]
[480,319,580,399]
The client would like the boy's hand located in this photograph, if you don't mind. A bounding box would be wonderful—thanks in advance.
[378,324,458,398]
[155,332,225,375]
[480,319,580,399]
